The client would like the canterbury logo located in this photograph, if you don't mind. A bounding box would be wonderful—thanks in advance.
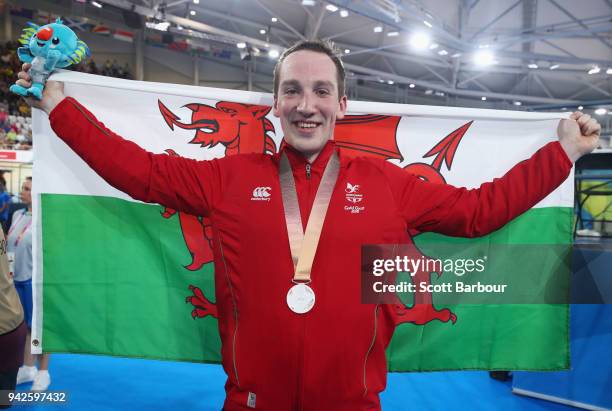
[251,186,272,201]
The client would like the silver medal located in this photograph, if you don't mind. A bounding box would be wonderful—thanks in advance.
[286,283,315,314]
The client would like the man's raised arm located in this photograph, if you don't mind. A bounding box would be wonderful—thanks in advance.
[16,64,222,216]
[385,113,600,238]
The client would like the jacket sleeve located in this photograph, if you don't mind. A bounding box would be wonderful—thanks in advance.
[49,97,222,217]
[385,141,573,237]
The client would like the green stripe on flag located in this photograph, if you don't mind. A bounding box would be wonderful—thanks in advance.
[388,207,572,371]
[41,194,220,363]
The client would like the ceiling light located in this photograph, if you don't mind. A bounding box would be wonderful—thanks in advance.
[409,83,415,88]
[302,0,316,5]
[193,0,199,3]
[373,26,383,33]
[425,89,433,95]
[91,1,102,7]
[588,66,600,75]
[527,63,538,69]
[268,49,279,58]
[451,52,461,58]
[236,42,246,49]
[344,49,350,54]
[340,9,349,17]
[481,96,487,101]
[435,91,445,96]
[387,31,399,37]
[378,79,385,83]
[438,49,448,56]
[513,101,522,106]
[409,32,431,50]
[606,68,612,75]
[423,20,432,28]
[271,17,278,22]
[473,50,495,66]
[387,80,394,85]
[260,29,266,34]
[190,10,196,15]
[578,105,584,110]
[326,4,338,12]
[549,64,559,70]
[594,108,607,115]
[429,43,439,50]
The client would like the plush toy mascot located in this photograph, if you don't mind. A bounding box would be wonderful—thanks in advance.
[10,19,89,100]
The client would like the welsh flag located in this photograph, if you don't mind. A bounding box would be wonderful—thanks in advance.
[31,71,572,371]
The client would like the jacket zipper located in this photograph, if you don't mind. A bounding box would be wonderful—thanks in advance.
[297,162,311,410]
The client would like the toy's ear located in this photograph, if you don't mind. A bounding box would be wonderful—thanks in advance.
[18,23,37,45]
[16,47,33,63]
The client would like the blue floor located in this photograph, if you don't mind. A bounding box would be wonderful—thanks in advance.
[15,354,577,410]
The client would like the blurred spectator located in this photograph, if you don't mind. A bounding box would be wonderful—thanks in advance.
[11,177,51,391]
[0,176,11,233]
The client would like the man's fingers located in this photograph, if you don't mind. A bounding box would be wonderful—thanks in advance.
[570,111,581,120]
[21,63,31,72]
[583,120,601,137]
[576,114,591,126]
[17,71,31,81]
[15,79,31,88]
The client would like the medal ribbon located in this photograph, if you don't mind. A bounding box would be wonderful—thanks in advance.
[279,151,340,283]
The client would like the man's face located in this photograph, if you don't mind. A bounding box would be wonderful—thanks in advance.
[273,50,347,160]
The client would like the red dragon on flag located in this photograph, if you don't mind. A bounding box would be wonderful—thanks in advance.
[157,100,472,326]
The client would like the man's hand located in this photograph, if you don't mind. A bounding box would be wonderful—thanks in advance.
[557,112,601,162]
[15,63,66,115]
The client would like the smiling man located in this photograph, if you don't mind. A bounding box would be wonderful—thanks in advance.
[17,40,600,410]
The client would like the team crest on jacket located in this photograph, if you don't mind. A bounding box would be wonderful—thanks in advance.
[345,182,365,213]
[158,99,474,327]
[345,182,363,203]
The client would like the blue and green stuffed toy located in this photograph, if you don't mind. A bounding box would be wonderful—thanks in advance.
[10,19,90,100]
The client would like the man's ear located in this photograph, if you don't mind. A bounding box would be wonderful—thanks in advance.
[336,95,348,120]
[273,95,280,118]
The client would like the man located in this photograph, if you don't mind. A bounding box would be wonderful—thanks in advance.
[17,40,599,410]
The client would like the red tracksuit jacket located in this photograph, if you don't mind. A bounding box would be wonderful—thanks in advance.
[50,97,572,410]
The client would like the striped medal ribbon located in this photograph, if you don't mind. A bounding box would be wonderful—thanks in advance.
[279,150,340,314]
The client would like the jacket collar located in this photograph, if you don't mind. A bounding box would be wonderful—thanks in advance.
[280,140,337,174]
